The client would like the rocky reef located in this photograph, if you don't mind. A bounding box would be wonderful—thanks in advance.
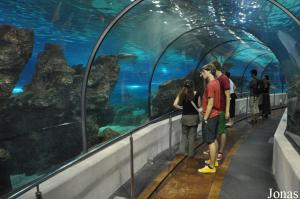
[0,25,121,175]
[85,54,120,146]
[151,71,204,118]
[151,79,184,118]
[0,25,34,108]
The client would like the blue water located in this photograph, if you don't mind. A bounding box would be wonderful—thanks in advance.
[0,0,129,92]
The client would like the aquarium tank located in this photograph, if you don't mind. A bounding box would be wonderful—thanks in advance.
[0,0,299,197]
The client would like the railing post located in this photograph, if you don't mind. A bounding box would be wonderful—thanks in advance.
[130,135,135,199]
[35,185,42,199]
[273,90,276,107]
[168,116,173,158]
[284,93,287,105]
[246,94,249,116]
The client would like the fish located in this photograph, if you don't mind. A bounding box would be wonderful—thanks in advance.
[51,1,62,23]
[63,12,74,27]
[117,53,138,60]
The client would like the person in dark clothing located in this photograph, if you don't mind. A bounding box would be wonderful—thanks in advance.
[249,69,260,123]
[258,79,264,117]
[261,75,271,118]
[173,80,201,157]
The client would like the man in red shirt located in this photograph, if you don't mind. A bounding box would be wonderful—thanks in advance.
[210,60,230,161]
[198,64,221,174]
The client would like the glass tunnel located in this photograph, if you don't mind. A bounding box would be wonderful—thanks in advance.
[0,0,299,197]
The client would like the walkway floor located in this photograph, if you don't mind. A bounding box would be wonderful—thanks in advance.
[138,109,284,199]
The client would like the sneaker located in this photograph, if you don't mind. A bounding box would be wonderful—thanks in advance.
[203,149,209,155]
[205,159,219,167]
[225,122,233,127]
[198,165,216,173]
[217,153,223,161]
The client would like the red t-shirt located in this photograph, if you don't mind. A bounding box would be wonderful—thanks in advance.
[202,79,221,118]
[217,74,230,111]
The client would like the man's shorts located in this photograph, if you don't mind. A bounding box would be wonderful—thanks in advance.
[202,116,219,144]
[218,111,226,134]
[250,96,259,115]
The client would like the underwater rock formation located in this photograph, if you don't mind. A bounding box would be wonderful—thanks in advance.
[151,79,184,118]
[89,128,120,147]
[29,44,75,91]
[85,54,120,145]
[113,104,147,126]
[0,43,120,174]
[0,25,33,106]
[151,71,204,118]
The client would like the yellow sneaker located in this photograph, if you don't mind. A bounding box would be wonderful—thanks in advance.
[204,159,219,167]
[197,165,216,173]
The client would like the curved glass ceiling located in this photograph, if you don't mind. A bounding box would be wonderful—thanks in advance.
[276,0,300,20]
[85,0,300,124]
[92,0,300,81]
[89,0,300,106]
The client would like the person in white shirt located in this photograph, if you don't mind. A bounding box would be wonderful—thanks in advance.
[225,72,237,127]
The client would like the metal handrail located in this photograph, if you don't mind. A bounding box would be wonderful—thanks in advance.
[235,91,249,99]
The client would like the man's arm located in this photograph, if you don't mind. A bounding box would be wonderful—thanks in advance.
[225,90,230,119]
[204,97,214,121]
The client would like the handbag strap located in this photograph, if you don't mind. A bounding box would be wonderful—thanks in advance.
[190,101,200,113]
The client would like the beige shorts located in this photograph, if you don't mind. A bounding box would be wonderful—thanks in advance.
[250,96,259,115]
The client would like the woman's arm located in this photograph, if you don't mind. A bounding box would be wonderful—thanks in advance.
[197,95,202,112]
[173,95,183,110]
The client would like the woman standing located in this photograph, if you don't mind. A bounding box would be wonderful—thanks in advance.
[173,80,201,157]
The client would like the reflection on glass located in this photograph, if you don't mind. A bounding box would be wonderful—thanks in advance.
[286,75,300,151]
